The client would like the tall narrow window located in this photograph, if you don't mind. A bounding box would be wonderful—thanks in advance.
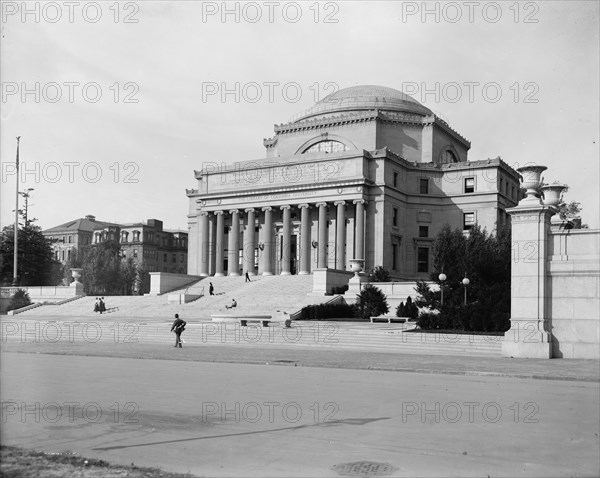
[419,226,429,238]
[393,172,398,187]
[420,178,429,194]
[392,244,398,271]
[393,208,398,227]
[417,247,429,273]
[463,212,475,230]
[464,178,475,193]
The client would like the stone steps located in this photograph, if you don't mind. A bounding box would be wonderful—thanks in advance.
[1,318,502,357]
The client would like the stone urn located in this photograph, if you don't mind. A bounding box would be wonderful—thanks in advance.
[349,259,365,278]
[70,268,83,285]
[517,165,547,202]
[540,182,568,208]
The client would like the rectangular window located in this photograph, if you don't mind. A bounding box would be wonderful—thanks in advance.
[419,178,429,194]
[133,249,138,258]
[393,208,398,227]
[417,247,429,273]
[392,244,397,271]
[172,254,176,263]
[465,177,475,193]
[463,212,475,230]
[393,172,398,187]
[180,254,184,263]
[419,226,429,238]
[163,253,167,262]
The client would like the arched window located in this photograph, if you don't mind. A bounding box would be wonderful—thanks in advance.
[132,230,140,242]
[440,149,458,164]
[303,140,348,154]
[121,231,129,243]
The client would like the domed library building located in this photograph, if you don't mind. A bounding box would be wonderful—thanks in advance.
[186,85,520,279]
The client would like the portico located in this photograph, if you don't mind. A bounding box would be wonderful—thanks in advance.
[190,198,366,277]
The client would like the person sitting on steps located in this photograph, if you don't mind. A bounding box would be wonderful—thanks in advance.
[225,298,237,309]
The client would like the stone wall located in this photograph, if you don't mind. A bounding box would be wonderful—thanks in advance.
[547,229,600,358]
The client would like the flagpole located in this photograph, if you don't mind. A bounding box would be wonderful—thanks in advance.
[12,136,20,286]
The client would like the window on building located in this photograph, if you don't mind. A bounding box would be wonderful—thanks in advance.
[172,254,176,263]
[463,212,475,230]
[180,254,184,263]
[392,244,398,271]
[505,182,509,195]
[163,253,167,262]
[419,226,429,238]
[68,236,72,243]
[133,249,138,258]
[440,150,458,163]
[417,247,429,273]
[62,250,65,261]
[393,208,398,227]
[420,178,429,194]
[393,172,398,188]
[464,177,475,193]
[512,185,516,200]
[133,231,140,242]
[303,140,348,154]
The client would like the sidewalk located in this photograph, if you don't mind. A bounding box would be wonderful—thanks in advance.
[2,340,598,382]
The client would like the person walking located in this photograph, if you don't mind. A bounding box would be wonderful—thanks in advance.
[93,298,100,313]
[99,297,106,314]
[209,282,214,296]
[171,313,186,348]
[245,272,251,283]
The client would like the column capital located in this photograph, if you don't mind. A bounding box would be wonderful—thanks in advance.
[353,199,366,205]
[334,200,346,207]
[229,209,239,215]
[316,202,328,208]
[214,210,224,216]
[262,206,273,212]
[245,208,255,214]
[280,205,291,211]
[298,203,310,209]
[199,211,209,217]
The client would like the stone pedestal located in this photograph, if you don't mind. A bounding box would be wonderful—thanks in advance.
[502,203,554,359]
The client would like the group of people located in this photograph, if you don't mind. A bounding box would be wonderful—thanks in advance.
[93,297,106,314]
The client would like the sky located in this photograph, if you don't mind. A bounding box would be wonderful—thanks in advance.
[1,0,599,231]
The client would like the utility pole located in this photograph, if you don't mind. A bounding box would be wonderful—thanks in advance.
[12,137,20,286]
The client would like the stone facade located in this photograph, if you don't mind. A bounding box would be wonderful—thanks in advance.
[187,85,519,279]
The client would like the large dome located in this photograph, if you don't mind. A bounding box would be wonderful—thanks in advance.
[293,85,432,122]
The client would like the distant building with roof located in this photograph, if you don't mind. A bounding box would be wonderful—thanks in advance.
[43,216,188,274]
[186,84,520,280]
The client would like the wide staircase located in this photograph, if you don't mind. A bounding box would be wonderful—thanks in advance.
[18,275,328,319]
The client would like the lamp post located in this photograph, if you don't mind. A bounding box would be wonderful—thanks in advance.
[462,275,470,305]
[12,137,20,286]
[438,273,447,306]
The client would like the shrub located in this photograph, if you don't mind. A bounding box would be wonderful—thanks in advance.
[355,284,389,320]
[299,303,356,320]
[368,266,391,282]
[397,296,418,320]
[8,289,32,311]
[331,284,349,295]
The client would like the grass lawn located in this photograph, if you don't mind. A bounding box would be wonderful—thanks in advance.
[0,446,199,478]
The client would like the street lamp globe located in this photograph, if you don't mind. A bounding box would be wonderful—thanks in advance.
[462,277,470,286]
[439,273,447,282]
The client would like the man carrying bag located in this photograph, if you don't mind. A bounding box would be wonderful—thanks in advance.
[170,314,186,348]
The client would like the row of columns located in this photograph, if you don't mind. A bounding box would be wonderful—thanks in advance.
[196,200,366,277]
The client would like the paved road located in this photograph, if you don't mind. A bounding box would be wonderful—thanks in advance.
[1,353,598,477]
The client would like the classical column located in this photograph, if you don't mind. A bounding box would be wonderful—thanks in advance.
[199,211,209,276]
[243,208,256,275]
[280,205,291,275]
[335,201,346,270]
[317,202,328,268]
[299,204,311,274]
[214,211,225,276]
[208,212,217,276]
[262,207,274,275]
[228,209,240,276]
[353,199,365,260]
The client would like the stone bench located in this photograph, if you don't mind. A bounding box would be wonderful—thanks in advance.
[211,314,275,327]
[370,315,407,323]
